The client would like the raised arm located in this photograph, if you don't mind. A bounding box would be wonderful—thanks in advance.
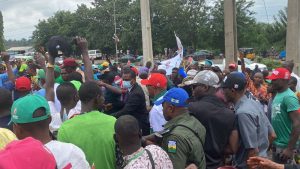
[76,37,93,82]
[45,49,56,102]
[97,81,122,95]
[1,52,15,83]
[239,51,246,73]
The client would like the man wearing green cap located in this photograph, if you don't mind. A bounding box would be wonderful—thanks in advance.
[11,94,90,169]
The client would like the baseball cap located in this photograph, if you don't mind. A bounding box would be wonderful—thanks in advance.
[0,128,17,150]
[0,137,57,169]
[205,59,213,66]
[37,67,60,80]
[10,94,50,124]
[266,68,291,80]
[189,70,220,87]
[186,69,198,78]
[178,76,194,87]
[221,72,247,90]
[101,61,109,67]
[15,76,31,92]
[155,88,189,107]
[92,64,98,70]
[141,73,167,88]
[229,63,237,69]
[37,69,46,79]
[63,58,77,67]
[131,66,139,76]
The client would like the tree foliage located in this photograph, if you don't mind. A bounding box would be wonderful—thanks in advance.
[31,0,287,55]
[0,11,4,51]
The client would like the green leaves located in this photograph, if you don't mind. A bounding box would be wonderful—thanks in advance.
[0,11,4,51]
[31,0,287,55]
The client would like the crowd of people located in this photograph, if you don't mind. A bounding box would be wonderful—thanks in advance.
[0,37,300,169]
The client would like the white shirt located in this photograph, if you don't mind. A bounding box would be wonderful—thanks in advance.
[45,140,90,169]
[149,97,166,132]
[54,83,61,112]
[48,101,81,132]
[291,72,300,92]
[67,101,81,119]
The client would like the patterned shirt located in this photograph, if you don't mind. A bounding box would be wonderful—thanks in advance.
[246,73,270,103]
[124,145,173,169]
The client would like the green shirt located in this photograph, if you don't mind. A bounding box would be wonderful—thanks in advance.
[55,75,64,84]
[161,113,206,169]
[272,88,300,148]
[58,111,116,169]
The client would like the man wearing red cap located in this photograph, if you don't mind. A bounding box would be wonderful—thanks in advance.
[141,73,168,132]
[15,76,32,99]
[228,63,238,72]
[267,68,300,164]
[63,58,78,74]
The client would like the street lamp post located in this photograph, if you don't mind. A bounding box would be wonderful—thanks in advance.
[113,0,118,61]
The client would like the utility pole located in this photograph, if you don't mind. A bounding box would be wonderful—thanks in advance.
[286,0,300,75]
[224,0,238,67]
[113,0,118,61]
[140,0,154,65]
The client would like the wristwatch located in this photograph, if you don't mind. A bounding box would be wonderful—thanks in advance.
[46,63,54,68]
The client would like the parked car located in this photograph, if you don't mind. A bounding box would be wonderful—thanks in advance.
[88,50,102,59]
[119,54,136,63]
[188,50,214,61]
[212,58,267,72]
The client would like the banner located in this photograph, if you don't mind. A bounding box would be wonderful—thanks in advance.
[160,34,183,75]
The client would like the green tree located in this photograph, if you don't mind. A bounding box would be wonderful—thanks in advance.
[0,11,4,51]
[266,8,287,51]
[209,0,260,52]
[151,0,209,53]
[32,0,278,56]
[32,11,77,50]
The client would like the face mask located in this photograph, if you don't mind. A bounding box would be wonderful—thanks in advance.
[123,80,132,89]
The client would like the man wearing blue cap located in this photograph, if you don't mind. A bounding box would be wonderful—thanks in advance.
[145,88,206,169]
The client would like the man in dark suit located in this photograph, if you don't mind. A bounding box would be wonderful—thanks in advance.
[113,67,150,135]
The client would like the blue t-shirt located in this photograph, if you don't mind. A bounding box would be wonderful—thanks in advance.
[35,88,46,97]
[0,73,14,91]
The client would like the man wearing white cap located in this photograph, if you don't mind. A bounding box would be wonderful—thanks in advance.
[188,70,238,169]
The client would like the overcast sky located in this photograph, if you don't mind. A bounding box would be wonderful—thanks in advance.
[0,0,287,40]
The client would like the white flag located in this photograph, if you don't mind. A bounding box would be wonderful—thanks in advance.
[160,34,183,75]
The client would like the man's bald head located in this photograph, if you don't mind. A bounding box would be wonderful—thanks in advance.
[115,115,141,145]
[283,60,294,73]
[254,72,263,77]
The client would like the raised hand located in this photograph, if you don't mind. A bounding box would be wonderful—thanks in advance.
[75,36,88,54]
[0,52,10,63]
